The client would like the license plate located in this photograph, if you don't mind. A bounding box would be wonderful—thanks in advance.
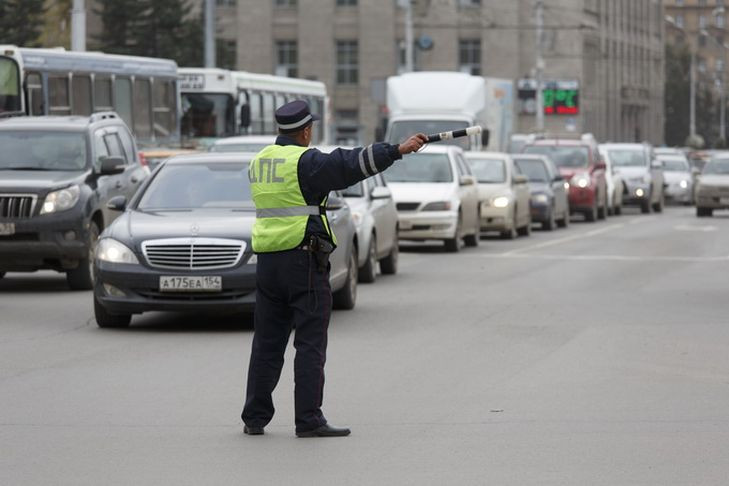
[721,198,729,205]
[0,223,15,236]
[159,276,222,292]
[399,220,413,230]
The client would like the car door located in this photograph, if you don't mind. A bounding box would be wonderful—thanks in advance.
[548,159,568,216]
[116,126,148,200]
[511,160,531,225]
[326,191,351,285]
[92,129,127,226]
[454,152,478,231]
[372,174,397,256]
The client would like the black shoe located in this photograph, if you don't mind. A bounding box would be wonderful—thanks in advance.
[244,425,264,435]
[296,424,351,438]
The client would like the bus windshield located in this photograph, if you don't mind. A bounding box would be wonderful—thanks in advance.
[181,93,236,139]
[388,120,470,150]
[0,57,21,114]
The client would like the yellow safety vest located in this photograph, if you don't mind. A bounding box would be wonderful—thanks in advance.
[249,144,335,253]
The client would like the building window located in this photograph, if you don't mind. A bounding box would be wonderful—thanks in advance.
[675,14,684,28]
[700,15,707,28]
[217,39,237,70]
[717,13,725,28]
[458,39,481,75]
[699,58,707,72]
[274,0,296,6]
[275,41,298,77]
[336,40,358,84]
[335,109,359,145]
[458,0,481,6]
[216,0,235,5]
[336,0,356,5]
[717,59,725,72]
[699,33,708,46]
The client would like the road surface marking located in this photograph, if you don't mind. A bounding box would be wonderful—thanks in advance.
[501,223,625,255]
[674,224,718,232]
[478,253,729,263]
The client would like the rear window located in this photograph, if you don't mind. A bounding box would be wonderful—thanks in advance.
[606,149,647,167]
[0,130,87,170]
[659,157,689,171]
[210,143,269,153]
[467,158,506,183]
[383,153,453,183]
[703,159,729,175]
[137,162,253,210]
[524,145,589,168]
[513,158,550,182]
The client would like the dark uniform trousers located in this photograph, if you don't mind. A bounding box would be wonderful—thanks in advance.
[242,249,331,432]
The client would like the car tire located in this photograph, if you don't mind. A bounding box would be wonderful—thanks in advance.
[444,214,462,252]
[379,239,398,275]
[614,204,622,216]
[66,220,100,291]
[358,234,377,284]
[333,247,358,310]
[584,204,597,222]
[641,198,651,214]
[463,213,479,247]
[542,209,556,231]
[597,194,607,220]
[0,271,5,279]
[94,295,131,328]
[697,207,713,217]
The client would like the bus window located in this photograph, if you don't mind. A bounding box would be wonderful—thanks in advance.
[249,91,263,134]
[48,75,71,115]
[274,93,286,111]
[72,75,92,116]
[262,93,274,132]
[181,92,235,138]
[133,79,152,139]
[153,80,175,138]
[0,56,21,114]
[114,77,133,128]
[94,76,113,111]
[25,72,43,115]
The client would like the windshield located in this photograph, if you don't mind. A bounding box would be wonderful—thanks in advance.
[388,120,470,150]
[0,131,88,170]
[703,159,729,175]
[606,149,648,167]
[659,157,690,172]
[467,158,506,183]
[342,182,364,197]
[513,158,549,182]
[137,162,253,210]
[384,153,453,183]
[181,93,236,139]
[523,145,589,168]
[211,143,269,153]
[0,57,21,114]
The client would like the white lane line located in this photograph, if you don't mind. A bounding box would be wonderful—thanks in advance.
[501,223,625,255]
[674,224,718,232]
[477,253,729,263]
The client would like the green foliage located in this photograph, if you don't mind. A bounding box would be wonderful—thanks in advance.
[664,43,691,147]
[93,0,203,66]
[0,0,47,47]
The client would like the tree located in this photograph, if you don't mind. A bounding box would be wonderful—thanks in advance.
[664,43,691,147]
[0,0,46,47]
[93,0,203,66]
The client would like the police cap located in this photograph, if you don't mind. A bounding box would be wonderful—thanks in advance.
[275,100,321,133]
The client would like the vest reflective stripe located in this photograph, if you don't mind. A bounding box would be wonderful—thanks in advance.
[256,206,321,218]
[250,144,336,253]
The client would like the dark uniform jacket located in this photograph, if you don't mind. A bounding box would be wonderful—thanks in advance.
[273,135,402,246]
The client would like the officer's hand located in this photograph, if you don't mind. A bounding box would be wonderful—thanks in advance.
[398,133,428,155]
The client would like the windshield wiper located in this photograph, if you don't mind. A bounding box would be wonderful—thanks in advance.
[1,166,53,171]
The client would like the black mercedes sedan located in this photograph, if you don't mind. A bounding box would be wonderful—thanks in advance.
[93,153,359,328]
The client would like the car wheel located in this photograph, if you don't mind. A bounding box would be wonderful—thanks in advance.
[597,195,607,220]
[697,207,713,217]
[463,212,479,247]
[358,234,377,284]
[584,204,597,222]
[379,238,398,275]
[333,247,358,310]
[614,204,622,216]
[94,295,131,328]
[66,220,100,291]
[0,271,5,279]
[444,213,462,252]
[542,208,556,231]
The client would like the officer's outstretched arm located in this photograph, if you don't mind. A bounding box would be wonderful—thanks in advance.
[300,134,427,194]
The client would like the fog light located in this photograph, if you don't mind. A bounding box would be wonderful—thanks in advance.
[103,283,125,297]
[635,188,645,197]
[64,230,76,241]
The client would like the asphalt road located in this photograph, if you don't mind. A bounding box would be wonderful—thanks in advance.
[2,206,729,485]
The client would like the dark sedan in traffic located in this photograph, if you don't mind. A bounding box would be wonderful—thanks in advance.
[93,153,359,327]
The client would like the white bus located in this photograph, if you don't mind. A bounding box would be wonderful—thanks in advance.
[179,68,329,146]
[0,45,179,145]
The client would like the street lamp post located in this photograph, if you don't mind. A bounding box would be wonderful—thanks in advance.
[535,0,545,132]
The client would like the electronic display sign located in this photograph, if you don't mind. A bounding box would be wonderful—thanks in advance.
[517,80,579,116]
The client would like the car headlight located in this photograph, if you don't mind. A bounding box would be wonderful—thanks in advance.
[563,181,570,190]
[569,174,590,188]
[351,211,363,226]
[533,193,549,204]
[246,253,257,265]
[96,238,139,264]
[492,196,510,208]
[41,185,80,215]
[679,179,689,189]
[422,201,452,211]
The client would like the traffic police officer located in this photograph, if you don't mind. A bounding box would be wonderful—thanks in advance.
[242,100,427,437]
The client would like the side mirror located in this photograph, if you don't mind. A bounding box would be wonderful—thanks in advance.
[553,174,564,182]
[459,175,476,186]
[513,174,528,185]
[370,186,392,199]
[326,195,345,211]
[593,162,607,171]
[98,156,125,176]
[651,160,662,169]
[107,195,127,212]
[240,104,251,128]
[481,129,490,148]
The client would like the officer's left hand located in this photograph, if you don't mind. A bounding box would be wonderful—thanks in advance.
[398,133,428,155]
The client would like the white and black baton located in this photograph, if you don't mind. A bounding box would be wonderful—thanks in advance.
[425,125,483,144]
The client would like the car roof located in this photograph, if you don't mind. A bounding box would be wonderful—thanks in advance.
[529,138,587,147]
[165,152,258,165]
[464,151,511,161]
[213,135,277,145]
[0,116,91,130]
[511,153,549,162]
[599,143,647,150]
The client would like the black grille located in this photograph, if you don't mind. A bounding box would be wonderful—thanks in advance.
[0,195,35,219]
[396,202,420,211]
[135,289,251,301]
[142,238,245,270]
